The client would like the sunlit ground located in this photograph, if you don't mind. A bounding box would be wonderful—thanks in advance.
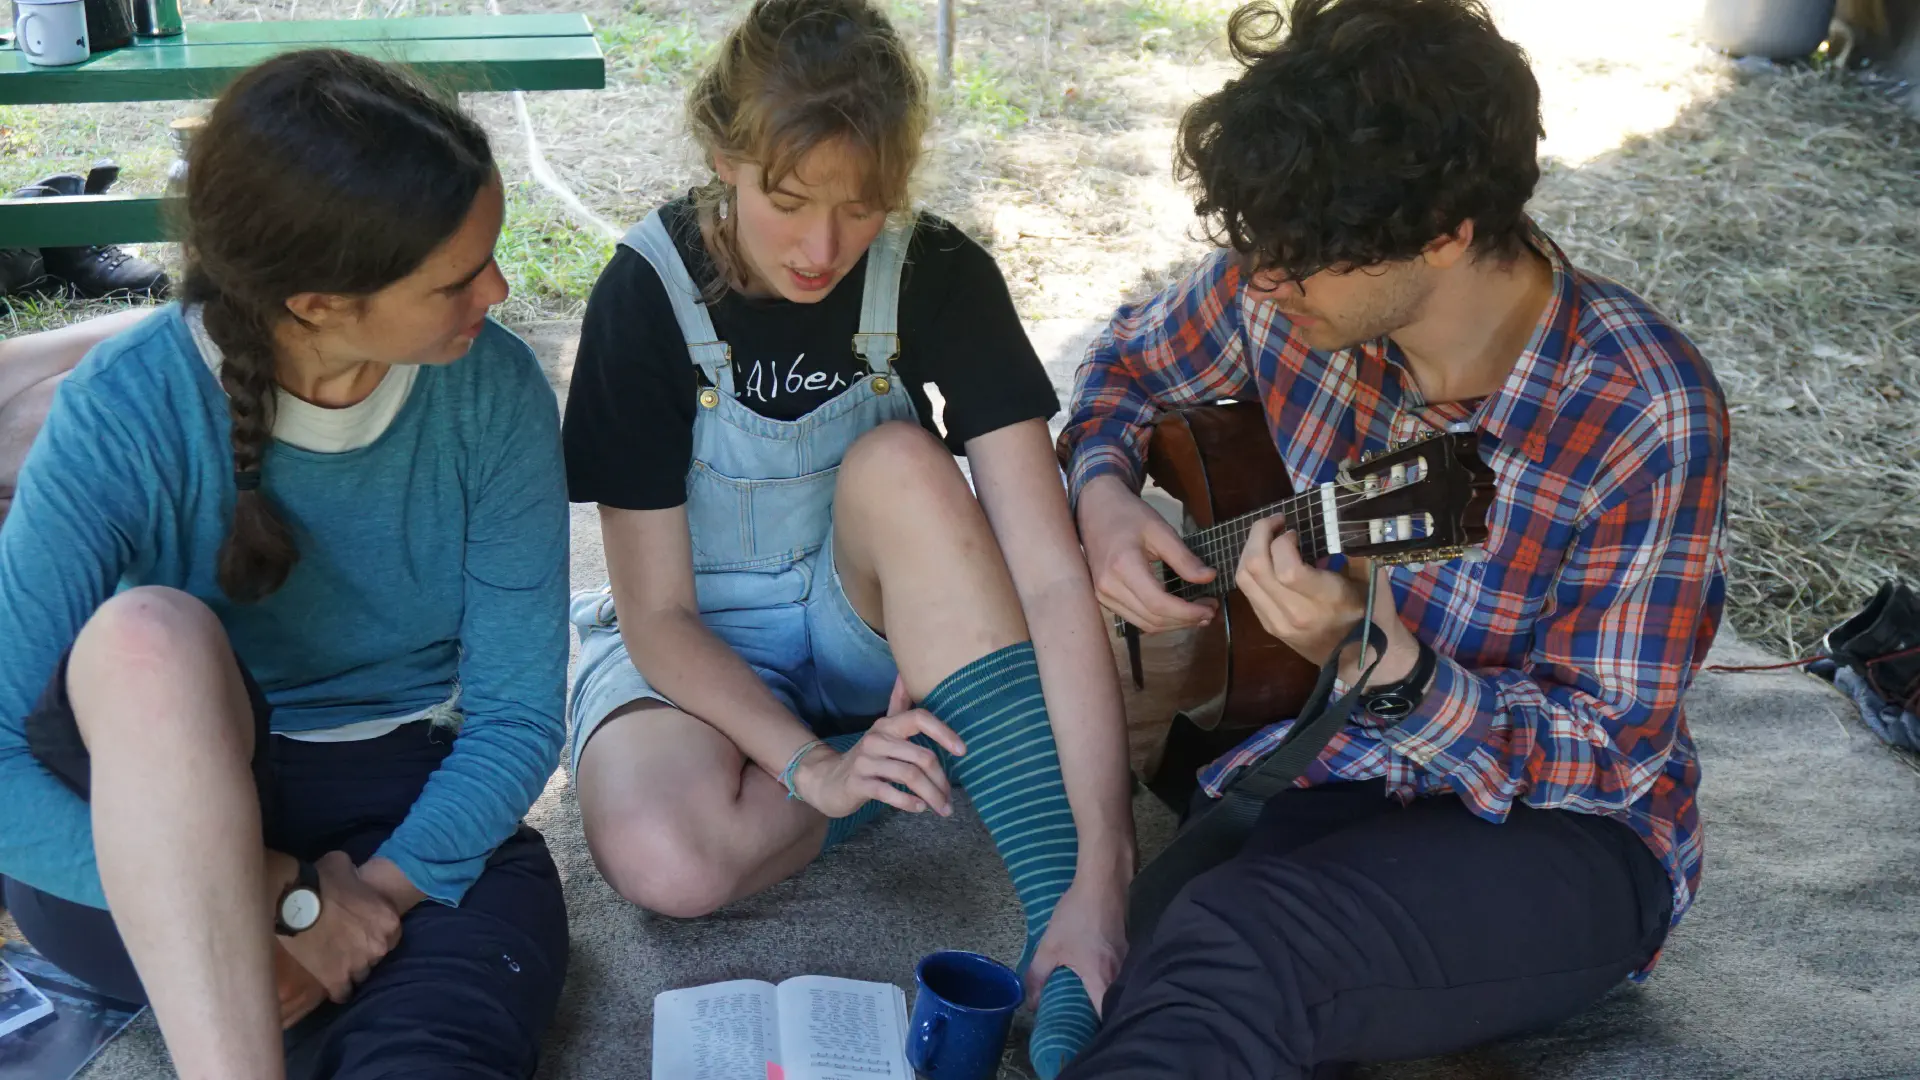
[1491,0,1725,165]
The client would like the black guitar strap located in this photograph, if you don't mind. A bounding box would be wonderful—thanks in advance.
[1126,619,1389,943]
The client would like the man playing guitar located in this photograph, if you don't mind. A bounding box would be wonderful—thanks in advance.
[1056,0,1729,1075]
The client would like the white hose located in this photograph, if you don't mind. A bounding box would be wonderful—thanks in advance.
[488,0,623,242]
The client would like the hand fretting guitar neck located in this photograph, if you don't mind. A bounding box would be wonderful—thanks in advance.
[1094,401,1496,811]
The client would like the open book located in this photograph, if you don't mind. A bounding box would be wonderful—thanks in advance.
[0,942,144,1080]
[0,957,54,1040]
[652,975,911,1080]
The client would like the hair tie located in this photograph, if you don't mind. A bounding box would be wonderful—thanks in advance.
[234,470,262,492]
[780,739,827,803]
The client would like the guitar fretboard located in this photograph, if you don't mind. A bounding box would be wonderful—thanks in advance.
[1167,486,1341,602]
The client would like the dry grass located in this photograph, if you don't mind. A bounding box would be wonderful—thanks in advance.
[3,0,1243,329]
[4,0,1918,658]
[1532,65,1920,659]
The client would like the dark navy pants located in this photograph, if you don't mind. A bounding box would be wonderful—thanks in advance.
[1,652,569,1080]
[1063,780,1675,1079]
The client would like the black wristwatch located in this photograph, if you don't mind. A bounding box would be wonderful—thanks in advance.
[274,859,323,937]
[1362,639,1437,721]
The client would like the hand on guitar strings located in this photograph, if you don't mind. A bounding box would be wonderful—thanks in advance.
[1236,516,1423,686]
[1076,474,1221,633]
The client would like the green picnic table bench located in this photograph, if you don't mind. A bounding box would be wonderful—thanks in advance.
[0,14,604,249]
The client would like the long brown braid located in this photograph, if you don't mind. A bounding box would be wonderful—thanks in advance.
[201,292,297,602]
[175,49,493,602]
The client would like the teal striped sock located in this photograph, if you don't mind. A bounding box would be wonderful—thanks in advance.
[819,731,891,851]
[1030,968,1100,1079]
[922,642,1097,1079]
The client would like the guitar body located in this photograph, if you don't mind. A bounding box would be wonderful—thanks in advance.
[1123,401,1320,806]
[1091,399,1496,810]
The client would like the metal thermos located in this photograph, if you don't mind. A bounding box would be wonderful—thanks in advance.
[131,0,180,37]
[84,0,136,51]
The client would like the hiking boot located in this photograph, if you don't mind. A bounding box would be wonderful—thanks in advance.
[12,164,171,300]
[0,247,52,299]
[1823,580,1920,712]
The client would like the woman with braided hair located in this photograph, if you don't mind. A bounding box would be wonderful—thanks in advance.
[0,50,569,1080]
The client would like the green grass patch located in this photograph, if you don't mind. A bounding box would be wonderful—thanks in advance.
[0,295,151,336]
[1119,0,1235,51]
[0,104,172,198]
[495,184,615,321]
[878,0,929,29]
[0,106,46,162]
[946,60,1030,132]
[597,6,707,86]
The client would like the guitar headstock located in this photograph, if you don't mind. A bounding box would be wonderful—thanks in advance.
[1316,431,1496,566]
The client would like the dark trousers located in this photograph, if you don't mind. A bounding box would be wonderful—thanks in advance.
[1063,781,1675,1079]
[1,652,570,1080]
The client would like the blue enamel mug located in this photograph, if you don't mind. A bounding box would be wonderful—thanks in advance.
[906,950,1022,1080]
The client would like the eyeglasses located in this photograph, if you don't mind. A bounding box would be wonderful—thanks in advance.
[1242,256,1331,293]
[1244,252,1411,294]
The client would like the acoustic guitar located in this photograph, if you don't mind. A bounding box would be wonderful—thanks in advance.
[1106,401,1497,808]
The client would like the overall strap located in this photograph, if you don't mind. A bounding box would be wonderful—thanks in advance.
[619,209,734,395]
[852,213,914,374]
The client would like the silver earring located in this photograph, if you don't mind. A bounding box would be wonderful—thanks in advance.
[718,190,731,221]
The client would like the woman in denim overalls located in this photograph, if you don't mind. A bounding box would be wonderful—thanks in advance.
[560,2,1131,1073]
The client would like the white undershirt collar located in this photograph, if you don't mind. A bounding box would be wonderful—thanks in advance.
[185,306,416,453]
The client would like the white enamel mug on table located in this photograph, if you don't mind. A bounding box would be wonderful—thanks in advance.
[12,0,91,66]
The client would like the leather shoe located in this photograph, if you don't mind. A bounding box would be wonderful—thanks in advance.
[1823,579,1920,711]
[0,247,52,299]
[11,164,171,300]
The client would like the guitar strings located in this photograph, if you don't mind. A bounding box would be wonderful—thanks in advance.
[1190,477,1422,555]
[1189,495,1379,563]
[1126,438,1476,616]
[1171,491,1336,601]
[1164,478,1439,601]
[1187,493,1318,571]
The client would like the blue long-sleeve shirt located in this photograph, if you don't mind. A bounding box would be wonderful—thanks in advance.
[0,306,568,909]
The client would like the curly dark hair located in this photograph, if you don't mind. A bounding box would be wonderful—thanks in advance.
[1177,0,1543,282]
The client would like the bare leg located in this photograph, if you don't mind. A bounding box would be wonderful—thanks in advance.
[0,308,153,526]
[70,586,283,1080]
[0,307,150,402]
[830,422,1029,691]
[833,423,1102,1078]
[578,423,1042,917]
[0,373,61,524]
[576,701,829,918]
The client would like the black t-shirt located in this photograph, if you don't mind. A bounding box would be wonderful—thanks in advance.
[563,196,1057,510]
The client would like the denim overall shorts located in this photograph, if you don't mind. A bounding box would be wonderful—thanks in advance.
[567,209,919,771]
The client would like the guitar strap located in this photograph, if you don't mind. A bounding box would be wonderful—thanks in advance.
[1125,619,1389,943]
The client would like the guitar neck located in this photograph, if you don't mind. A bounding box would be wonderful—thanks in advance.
[1166,486,1337,602]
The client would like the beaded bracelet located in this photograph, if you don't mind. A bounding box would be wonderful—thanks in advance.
[780,739,827,803]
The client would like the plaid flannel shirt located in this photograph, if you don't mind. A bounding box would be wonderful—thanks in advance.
[1059,227,1729,945]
